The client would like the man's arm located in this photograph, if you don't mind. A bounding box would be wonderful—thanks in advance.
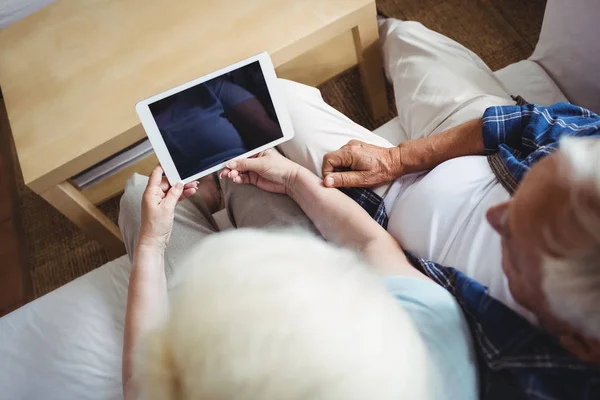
[396,118,484,174]
[322,118,484,188]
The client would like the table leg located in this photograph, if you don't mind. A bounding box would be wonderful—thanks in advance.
[352,10,389,120]
[40,181,125,258]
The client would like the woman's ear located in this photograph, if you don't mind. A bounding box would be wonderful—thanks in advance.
[559,332,600,365]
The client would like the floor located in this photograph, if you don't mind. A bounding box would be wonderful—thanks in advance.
[0,98,30,316]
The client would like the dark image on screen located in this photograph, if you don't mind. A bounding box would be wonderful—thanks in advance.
[149,61,283,179]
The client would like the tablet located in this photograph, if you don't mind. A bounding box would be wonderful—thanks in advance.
[135,52,294,185]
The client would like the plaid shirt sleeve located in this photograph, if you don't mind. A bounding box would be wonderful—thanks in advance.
[403,252,600,400]
[481,102,600,193]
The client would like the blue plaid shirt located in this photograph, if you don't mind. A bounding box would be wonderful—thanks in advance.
[405,253,600,400]
[483,102,600,194]
[347,102,600,399]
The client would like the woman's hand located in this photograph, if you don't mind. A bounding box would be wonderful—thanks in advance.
[220,149,302,194]
[139,166,198,250]
[321,140,402,188]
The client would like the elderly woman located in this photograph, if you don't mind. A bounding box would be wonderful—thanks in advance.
[119,149,477,400]
[121,131,600,400]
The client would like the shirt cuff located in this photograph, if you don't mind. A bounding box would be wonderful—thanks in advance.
[481,105,522,154]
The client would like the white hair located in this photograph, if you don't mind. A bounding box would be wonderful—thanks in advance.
[136,229,432,400]
[542,136,600,340]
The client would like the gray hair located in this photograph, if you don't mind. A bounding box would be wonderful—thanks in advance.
[136,229,433,400]
[542,136,600,340]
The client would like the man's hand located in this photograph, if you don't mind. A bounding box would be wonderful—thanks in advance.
[322,140,401,188]
[139,166,198,250]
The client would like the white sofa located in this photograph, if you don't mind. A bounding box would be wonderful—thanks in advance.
[1,1,598,399]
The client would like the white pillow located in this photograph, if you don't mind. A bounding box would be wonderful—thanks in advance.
[530,0,600,113]
[0,256,130,400]
[494,60,568,106]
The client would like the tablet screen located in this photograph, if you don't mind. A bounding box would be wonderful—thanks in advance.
[148,61,283,180]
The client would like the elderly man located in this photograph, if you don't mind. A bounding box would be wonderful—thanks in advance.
[274,17,600,399]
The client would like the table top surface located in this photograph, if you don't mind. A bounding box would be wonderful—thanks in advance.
[0,0,371,188]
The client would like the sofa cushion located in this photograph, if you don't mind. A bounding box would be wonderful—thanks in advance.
[0,256,130,400]
[494,60,568,106]
[530,0,600,113]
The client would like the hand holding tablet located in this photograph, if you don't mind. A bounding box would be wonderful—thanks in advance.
[136,53,294,185]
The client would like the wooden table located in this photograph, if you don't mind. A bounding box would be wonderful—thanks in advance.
[0,0,387,256]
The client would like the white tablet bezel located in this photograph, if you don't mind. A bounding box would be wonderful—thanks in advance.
[135,52,294,185]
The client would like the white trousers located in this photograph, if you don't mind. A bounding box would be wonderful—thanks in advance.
[278,19,535,321]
